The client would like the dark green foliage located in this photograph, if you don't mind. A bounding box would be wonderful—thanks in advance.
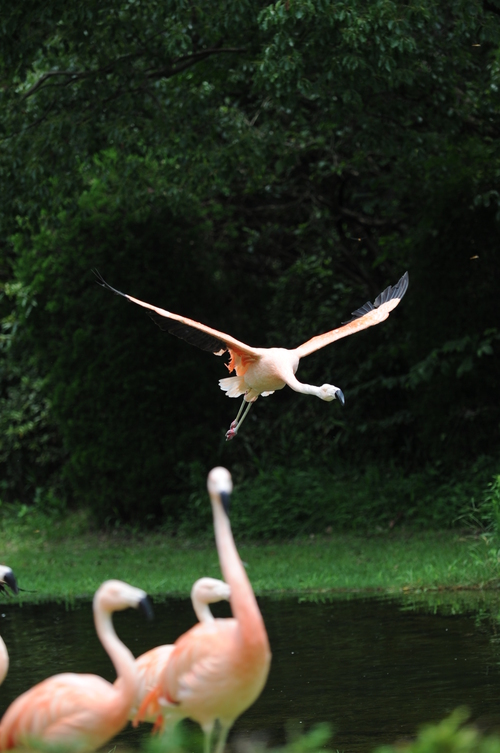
[9,176,250,521]
[375,710,500,753]
[0,0,499,524]
[144,710,500,753]
[0,283,66,508]
[168,457,496,538]
[144,719,333,753]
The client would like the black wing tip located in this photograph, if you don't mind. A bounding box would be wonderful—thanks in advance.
[374,270,409,307]
[92,269,127,298]
[387,271,409,302]
[348,271,409,322]
[149,313,227,355]
[398,270,409,298]
[92,268,106,286]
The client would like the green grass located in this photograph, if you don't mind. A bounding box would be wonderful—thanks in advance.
[2,507,500,604]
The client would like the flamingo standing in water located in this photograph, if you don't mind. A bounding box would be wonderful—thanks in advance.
[126,577,231,722]
[0,565,19,687]
[137,467,271,753]
[94,270,408,439]
[0,579,153,752]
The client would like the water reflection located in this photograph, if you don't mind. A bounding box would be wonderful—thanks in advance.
[1,594,500,752]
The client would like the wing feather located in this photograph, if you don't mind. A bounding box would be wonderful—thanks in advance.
[148,314,228,354]
[295,271,409,358]
[0,674,116,750]
[93,270,260,360]
[164,620,237,702]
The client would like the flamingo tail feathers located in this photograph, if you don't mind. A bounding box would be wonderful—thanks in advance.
[219,376,247,398]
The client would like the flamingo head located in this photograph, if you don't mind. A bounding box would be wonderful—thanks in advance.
[94,579,153,619]
[207,466,233,515]
[319,385,345,404]
[0,566,18,596]
[191,577,231,604]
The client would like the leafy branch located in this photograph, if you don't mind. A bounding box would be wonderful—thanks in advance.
[21,46,246,101]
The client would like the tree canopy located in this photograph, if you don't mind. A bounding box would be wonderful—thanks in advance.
[0,0,499,524]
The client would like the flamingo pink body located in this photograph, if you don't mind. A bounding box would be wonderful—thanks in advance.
[137,468,271,753]
[0,579,151,753]
[127,577,231,722]
[95,271,409,438]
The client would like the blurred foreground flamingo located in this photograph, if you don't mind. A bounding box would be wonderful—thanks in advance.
[0,565,19,687]
[95,270,408,439]
[126,577,231,722]
[0,579,153,752]
[136,467,271,753]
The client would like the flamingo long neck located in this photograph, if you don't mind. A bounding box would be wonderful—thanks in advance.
[94,607,137,711]
[0,636,8,687]
[193,600,214,624]
[211,502,267,647]
[284,373,322,398]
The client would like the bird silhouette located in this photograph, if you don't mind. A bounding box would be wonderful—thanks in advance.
[0,566,19,687]
[0,579,153,752]
[126,577,231,722]
[136,467,271,753]
[94,270,409,439]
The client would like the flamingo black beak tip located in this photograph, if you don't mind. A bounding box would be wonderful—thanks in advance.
[220,491,231,516]
[139,595,154,621]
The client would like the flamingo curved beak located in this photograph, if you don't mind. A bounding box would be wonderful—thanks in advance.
[220,491,231,516]
[139,595,154,620]
[335,389,345,405]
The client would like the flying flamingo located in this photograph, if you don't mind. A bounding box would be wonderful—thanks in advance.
[94,270,409,439]
[0,565,19,687]
[125,577,231,722]
[0,579,153,753]
[136,467,271,753]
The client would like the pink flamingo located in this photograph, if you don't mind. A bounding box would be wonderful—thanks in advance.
[126,577,231,722]
[137,467,271,753]
[95,270,408,439]
[0,579,152,752]
[0,565,19,687]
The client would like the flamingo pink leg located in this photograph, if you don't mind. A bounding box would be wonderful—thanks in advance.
[225,398,253,441]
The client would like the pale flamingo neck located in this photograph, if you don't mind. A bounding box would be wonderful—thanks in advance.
[284,373,322,397]
[193,601,214,624]
[0,635,8,686]
[94,607,137,709]
[211,502,267,645]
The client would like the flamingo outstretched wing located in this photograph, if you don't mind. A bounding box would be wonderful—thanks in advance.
[295,271,409,358]
[93,271,260,366]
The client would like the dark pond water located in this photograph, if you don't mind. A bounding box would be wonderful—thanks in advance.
[2,593,500,752]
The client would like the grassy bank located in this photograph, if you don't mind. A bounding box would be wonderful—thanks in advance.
[2,508,500,604]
